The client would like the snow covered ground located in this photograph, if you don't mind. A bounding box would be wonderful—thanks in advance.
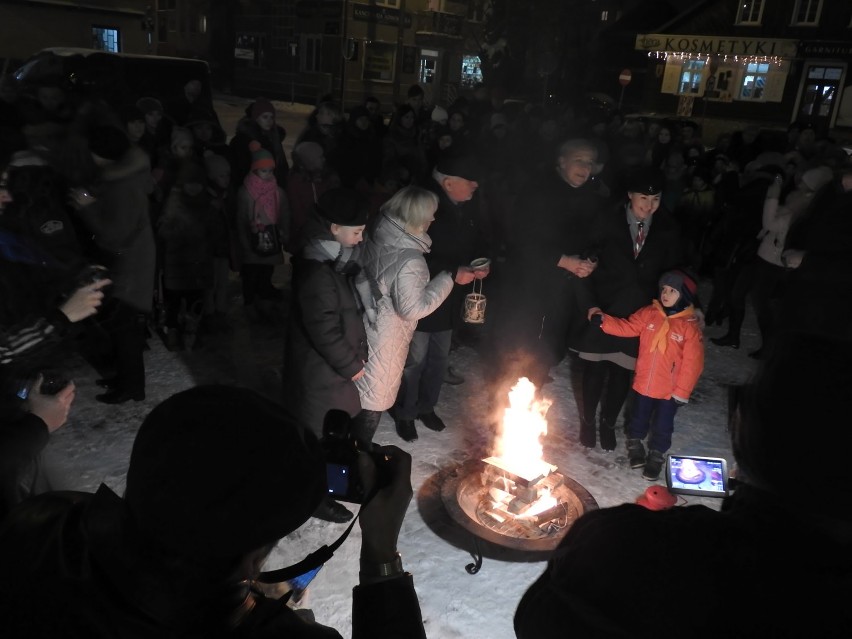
[45,278,761,639]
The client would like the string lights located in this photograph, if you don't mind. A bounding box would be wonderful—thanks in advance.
[647,51,783,65]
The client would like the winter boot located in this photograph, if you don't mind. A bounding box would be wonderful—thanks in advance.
[643,450,665,481]
[626,438,646,469]
[599,418,616,451]
[182,301,204,351]
[710,308,744,349]
[165,327,184,352]
[579,417,596,448]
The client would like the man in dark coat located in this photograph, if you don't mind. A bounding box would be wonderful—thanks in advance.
[488,138,607,393]
[0,385,428,639]
[391,155,485,441]
[515,331,852,638]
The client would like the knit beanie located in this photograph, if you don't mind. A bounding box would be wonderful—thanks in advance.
[135,96,164,115]
[249,140,275,171]
[176,160,207,186]
[119,103,145,124]
[431,105,449,123]
[316,187,369,226]
[124,385,326,559]
[204,152,230,180]
[250,98,275,120]
[659,269,697,312]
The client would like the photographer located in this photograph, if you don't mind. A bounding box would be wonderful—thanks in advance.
[0,385,427,638]
[513,331,852,638]
[1,167,111,521]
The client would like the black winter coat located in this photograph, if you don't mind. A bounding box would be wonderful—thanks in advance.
[499,170,607,352]
[415,179,489,333]
[572,201,683,359]
[282,216,368,437]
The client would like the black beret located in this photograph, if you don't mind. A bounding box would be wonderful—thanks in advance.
[124,385,326,560]
[316,187,369,226]
[626,166,664,195]
[436,154,483,182]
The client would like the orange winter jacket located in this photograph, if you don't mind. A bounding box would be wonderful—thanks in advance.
[600,301,704,401]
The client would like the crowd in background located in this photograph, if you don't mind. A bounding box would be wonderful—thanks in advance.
[1,64,851,636]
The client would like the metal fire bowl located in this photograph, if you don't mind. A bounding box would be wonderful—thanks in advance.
[440,460,599,553]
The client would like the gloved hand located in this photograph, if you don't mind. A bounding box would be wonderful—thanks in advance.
[590,313,603,328]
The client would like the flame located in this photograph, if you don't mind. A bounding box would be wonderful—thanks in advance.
[493,377,553,481]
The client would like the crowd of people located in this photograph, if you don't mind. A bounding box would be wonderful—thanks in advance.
[1,71,851,636]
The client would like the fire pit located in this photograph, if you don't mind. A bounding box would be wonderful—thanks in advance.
[439,378,599,573]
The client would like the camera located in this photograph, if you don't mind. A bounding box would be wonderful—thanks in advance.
[321,409,392,503]
[16,370,71,400]
[665,454,729,498]
[76,264,111,288]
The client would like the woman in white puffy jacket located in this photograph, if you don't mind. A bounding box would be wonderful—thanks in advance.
[353,186,454,444]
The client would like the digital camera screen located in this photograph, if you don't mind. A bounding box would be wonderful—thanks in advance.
[326,463,350,497]
[665,455,728,498]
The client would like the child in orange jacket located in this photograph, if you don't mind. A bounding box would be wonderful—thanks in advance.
[591,269,704,480]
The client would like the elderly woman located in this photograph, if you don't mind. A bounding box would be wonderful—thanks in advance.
[353,185,455,444]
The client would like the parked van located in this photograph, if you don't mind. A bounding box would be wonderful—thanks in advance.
[12,47,217,117]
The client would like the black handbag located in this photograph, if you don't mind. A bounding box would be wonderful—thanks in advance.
[250,224,281,257]
[249,197,281,257]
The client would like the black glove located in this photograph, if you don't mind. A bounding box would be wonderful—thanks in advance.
[590,314,603,328]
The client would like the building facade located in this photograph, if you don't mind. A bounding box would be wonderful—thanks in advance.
[231,0,486,111]
[631,0,852,138]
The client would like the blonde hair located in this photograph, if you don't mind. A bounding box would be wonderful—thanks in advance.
[379,185,438,230]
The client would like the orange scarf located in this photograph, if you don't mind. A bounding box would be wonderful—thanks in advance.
[649,300,694,354]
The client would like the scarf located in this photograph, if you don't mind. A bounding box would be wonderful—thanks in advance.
[649,299,694,354]
[302,238,380,327]
[243,173,279,229]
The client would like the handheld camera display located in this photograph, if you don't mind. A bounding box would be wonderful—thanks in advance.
[665,454,729,498]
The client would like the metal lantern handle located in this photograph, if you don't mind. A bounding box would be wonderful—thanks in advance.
[470,277,483,296]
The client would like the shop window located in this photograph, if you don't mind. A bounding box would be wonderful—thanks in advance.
[740,62,769,101]
[236,34,266,68]
[301,35,322,73]
[377,0,400,8]
[736,0,764,25]
[362,41,396,82]
[460,55,483,89]
[678,59,705,95]
[92,27,120,53]
[792,0,822,25]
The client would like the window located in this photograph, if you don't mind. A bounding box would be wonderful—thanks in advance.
[601,10,609,21]
[740,62,769,100]
[736,0,764,24]
[301,34,322,73]
[792,0,823,25]
[377,0,400,7]
[678,59,705,95]
[460,54,483,89]
[362,41,396,82]
[92,27,119,53]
